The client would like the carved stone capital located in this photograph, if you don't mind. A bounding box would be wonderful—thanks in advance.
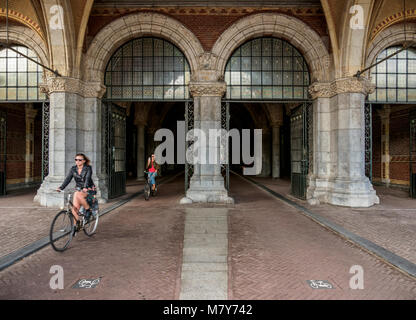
[189,81,226,97]
[309,77,376,99]
[40,77,107,98]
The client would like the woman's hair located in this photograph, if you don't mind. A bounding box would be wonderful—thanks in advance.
[76,153,90,166]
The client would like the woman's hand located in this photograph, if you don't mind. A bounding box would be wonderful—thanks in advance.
[56,187,61,192]
[82,188,88,193]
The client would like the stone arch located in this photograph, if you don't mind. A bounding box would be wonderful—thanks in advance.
[0,25,49,67]
[366,23,416,69]
[211,13,331,82]
[84,12,204,83]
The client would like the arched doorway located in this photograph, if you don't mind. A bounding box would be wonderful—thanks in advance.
[0,45,46,195]
[103,37,192,198]
[223,37,312,199]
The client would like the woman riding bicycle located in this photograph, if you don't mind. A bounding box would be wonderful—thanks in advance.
[146,153,160,193]
[57,153,95,225]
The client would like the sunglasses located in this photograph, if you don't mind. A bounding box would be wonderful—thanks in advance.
[75,158,84,162]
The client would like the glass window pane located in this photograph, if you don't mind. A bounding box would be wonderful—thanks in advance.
[262,72,272,85]
[174,57,184,71]
[18,73,27,86]
[263,86,272,99]
[154,72,163,85]
[398,74,406,88]
[252,86,261,99]
[154,39,163,56]
[377,74,386,87]
[8,58,16,71]
[0,88,6,99]
[164,86,174,99]
[262,39,272,55]
[133,72,142,85]
[377,60,386,73]
[252,72,261,85]
[241,72,251,85]
[387,59,396,73]
[154,86,163,99]
[123,72,132,85]
[252,40,261,56]
[28,87,37,100]
[133,39,142,56]
[294,87,303,99]
[143,39,153,56]
[241,43,251,56]
[387,74,396,87]
[8,87,16,100]
[283,72,292,85]
[409,75,416,87]
[0,58,5,72]
[283,58,292,70]
[242,86,251,99]
[283,87,292,99]
[123,87,132,99]
[231,72,240,85]
[409,60,416,73]
[283,42,292,56]
[8,72,16,86]
[164,57,173,70]
[231,57,240,71]
[143,86,153,98]
[143,57,153,71]
[143,72,153,85]
[294,72,303,85]
[398,59,406,73]
[252,57,261,71]
[273,57,282,70]
[377,89,386,101]
[387,89,396,101]
[112,72,122,85]
[0,73,6,86]
[133,87,142,98]
[231,86,241,99]
[174,86,184,99]
[154,57,163,71]
[18,88,27,100]
[241,57,251,70]
[408,89,416,101]
[273,87,282,99]
[164,72,174,85]
[397,89,407,102]
[262,57,272,70]
[225,71,230,84]
[174,72,184,85]
[273,72,283,85]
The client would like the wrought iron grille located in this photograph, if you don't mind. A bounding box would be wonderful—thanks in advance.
[185,100,194,191]
[410,110,416,198]
[41,100,50,181]
[0,111,6,195]
[0,45,46,102]
[104,37,191,101]
[364,103,372,181]
[224,37,310,100]
[368,46,416,103]
[221,101,230,191]
[290,103,311,199]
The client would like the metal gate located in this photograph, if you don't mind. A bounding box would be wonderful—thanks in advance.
[410,110,416,198]
[0,111,6,195]
[105,102,127,199]
[365,103,373,181]
[290,102,312,199]
[221,101,230,191]
[41,101,50,181]
[185,101,194,192]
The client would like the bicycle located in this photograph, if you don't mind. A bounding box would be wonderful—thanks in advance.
[143,171,157,201]
[49,188,99,252]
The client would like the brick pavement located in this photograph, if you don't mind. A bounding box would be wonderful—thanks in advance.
[1,174,416,299]
[229,174,416,299]
[250,177,416,265]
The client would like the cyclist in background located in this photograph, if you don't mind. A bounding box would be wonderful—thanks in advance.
[146,153,160,194]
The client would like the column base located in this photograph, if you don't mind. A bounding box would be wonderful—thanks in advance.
[307,176,380,208]
[180,175,234,204]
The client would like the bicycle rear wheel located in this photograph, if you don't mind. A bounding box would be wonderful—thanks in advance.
[50,210,73,252]
[144,183,150,200]
[83,210,99,236]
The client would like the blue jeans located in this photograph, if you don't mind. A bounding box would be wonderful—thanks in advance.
[148,171,157,187]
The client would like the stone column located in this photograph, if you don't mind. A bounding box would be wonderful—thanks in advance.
[271,122,282,179]
[136,122,145,181]
[378,105,391,187]
[308,77,379,207]
[180,81,233,204]
[25,104,38,184]
[34,77,106,207]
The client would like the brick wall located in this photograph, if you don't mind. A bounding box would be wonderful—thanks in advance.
[86,8,329,53]
[390,107,411,184]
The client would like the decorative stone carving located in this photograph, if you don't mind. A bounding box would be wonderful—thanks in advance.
[40,76,107,98]
[309,77,376,99]
[189,81,226,97]
[198,52,217,70]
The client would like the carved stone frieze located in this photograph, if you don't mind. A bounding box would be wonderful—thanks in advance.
[309,77,376,99]
[40,77,107,98]
[189,81,226,97]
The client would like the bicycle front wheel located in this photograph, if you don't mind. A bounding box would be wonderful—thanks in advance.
[50,210,73,252]
[144,183,150,200]
[83,211,99,237]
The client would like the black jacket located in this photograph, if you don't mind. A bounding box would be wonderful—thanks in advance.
[60,165,95,190]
